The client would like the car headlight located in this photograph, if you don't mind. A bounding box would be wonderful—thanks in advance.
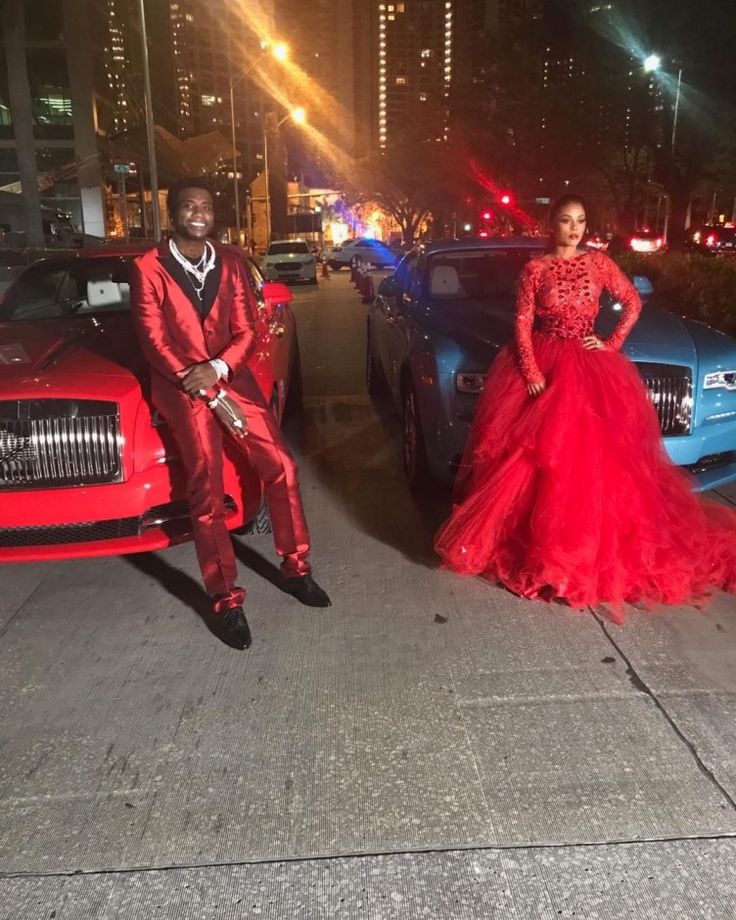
[704,370,736,391]
[456,372,486,394]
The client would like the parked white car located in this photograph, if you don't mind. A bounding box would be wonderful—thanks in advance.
[263,239,317,284]
[328,238,399,270]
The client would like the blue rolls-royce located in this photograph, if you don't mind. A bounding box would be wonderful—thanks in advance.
[366,238,736,492]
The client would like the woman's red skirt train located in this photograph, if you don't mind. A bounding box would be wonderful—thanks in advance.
[434,332,736,621]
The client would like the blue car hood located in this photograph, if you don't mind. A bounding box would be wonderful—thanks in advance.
[607,302,697,366]
[421,299,699,368]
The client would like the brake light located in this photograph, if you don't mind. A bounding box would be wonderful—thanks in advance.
[655,238,663,249]
[630,238,653,252]
[706,234,717,247]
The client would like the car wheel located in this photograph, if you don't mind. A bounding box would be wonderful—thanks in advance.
[239,501,272,536]
[269,389,281,423]
[329,260,342,271]
[402,383,432,491]
[366,323,383,397]
[284,340,303,420]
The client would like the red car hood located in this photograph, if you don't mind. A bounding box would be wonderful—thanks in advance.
[0,316,144,381]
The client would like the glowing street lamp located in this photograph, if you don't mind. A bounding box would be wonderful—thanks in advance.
[229,40,290,242]
[643,54,661,73]
[264,107,308,244]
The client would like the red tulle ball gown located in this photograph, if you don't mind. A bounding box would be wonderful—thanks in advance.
[434,250,736,620]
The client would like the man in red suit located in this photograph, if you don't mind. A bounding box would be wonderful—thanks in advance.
[130,178,330,647]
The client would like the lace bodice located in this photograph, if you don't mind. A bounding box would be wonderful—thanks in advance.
[514,251,642,385]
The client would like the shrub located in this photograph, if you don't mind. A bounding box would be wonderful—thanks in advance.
[613,251,736,338]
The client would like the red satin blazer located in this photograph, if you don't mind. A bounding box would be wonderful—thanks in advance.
[130,240,262,417]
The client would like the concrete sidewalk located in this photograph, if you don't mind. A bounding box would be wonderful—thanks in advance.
[1,274,735,919]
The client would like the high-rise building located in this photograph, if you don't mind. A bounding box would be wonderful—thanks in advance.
[272,0,371,164]
[486,0,543,31]
[165,0,279,184]
[0,0,110,236]
[376,0,454,148]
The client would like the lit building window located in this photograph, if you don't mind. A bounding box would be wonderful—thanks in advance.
[201,95,216,106]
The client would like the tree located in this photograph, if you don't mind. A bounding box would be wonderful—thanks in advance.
[347,129,474,244]
[2,0,43,248]
[348,144,431,245]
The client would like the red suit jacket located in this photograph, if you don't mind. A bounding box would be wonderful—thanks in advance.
[130,240,263,419]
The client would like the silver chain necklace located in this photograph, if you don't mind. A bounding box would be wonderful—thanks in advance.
[169,239,216,300]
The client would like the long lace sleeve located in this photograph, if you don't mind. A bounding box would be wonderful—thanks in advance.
[514,261,544,385]
[600,254,642,351]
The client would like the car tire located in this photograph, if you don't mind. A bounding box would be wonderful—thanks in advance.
[329,260,342,271]
[284,340,303,419]
[269,389,281,423]
[239,501,272,536]
[402,383,432,492]
[366,323,383,397]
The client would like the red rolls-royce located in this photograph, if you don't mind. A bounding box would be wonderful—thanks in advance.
[0,245,301,561]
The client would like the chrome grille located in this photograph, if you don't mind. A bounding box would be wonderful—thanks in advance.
[0,399,122,489]
[635,363,693,436]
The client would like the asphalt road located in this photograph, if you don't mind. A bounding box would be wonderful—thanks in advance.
[2,270,736,919]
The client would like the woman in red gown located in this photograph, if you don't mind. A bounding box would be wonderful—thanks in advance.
[434,194,736,620]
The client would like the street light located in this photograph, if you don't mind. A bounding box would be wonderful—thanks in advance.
[228,40,289,244]
[644,53,683,244]
[263,107,307,245]
[136,0,161,240]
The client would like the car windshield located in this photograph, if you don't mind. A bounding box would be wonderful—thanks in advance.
[0,256,134,322]
[268,241,310,255]
[425,249,538,303]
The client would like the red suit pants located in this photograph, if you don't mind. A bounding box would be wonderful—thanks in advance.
[167,389,311,612]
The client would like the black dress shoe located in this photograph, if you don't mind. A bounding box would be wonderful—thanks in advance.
[282,574,332,607]
[222,607,252,647]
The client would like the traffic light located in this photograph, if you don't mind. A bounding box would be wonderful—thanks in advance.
[500,193,512,206]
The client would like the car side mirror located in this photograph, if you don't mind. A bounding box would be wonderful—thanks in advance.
[262,280,293,310]
[378,275,401,298]
[632,275,653,297]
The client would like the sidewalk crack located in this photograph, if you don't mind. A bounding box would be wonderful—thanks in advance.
[591,608,736,814]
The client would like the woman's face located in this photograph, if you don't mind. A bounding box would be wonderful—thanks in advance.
[552,202,586,248]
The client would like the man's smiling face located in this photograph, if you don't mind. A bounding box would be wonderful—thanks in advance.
[173,187,214,241]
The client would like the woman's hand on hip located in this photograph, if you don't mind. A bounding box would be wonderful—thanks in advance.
[527,379,546,397]
[582,335,605,351]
